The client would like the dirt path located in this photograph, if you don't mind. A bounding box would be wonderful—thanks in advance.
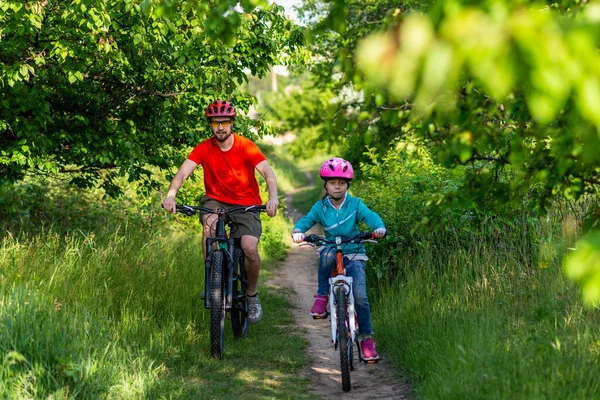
[266,181,411,399]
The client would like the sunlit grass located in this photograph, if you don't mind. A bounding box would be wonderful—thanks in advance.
[371,230,600,399]
[0,192,314,398]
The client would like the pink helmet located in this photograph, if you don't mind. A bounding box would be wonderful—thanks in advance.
[319,158,354,180]
[205,99,236,119]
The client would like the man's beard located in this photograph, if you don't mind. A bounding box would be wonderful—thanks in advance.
[214,131,231,142]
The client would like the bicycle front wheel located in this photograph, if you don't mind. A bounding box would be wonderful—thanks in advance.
[335,287,351,392]
[210,250,226,359]
[231,247,249,339]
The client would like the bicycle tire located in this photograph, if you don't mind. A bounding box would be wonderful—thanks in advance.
[350,335,355,371]
[335,287,351,392]
[350,311,359,370]
[210,250,226,359]
[231,247,249,339]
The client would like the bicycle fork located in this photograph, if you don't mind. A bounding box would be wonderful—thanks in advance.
[329,276,356,347]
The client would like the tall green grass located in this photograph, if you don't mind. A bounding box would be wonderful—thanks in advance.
[0,179,313,399]
[367,218,600,399]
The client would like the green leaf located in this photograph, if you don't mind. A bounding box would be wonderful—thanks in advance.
[563,231,600,307]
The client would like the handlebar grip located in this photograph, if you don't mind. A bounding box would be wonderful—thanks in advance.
[174,205,196,216]
[359,231,374,240]
[303,234,321,243]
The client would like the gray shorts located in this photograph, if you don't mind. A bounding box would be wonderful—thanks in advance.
[200,196,262,239]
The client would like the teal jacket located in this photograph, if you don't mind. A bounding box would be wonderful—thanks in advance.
[293,193,385,255]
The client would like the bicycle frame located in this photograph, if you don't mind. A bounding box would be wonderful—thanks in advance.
[327,237,358,349]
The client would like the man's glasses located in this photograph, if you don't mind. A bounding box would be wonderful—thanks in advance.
[210,120,232,128]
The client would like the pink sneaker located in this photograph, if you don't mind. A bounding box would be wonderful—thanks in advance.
[361,338,380,362]
[310,295,328,317]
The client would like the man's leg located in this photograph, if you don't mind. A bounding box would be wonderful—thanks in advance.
[201,213,218,258]
[240,235,260,295]
[241,234,263,324]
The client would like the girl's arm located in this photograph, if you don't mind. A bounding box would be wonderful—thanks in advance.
[292,202,321,233]
[357,200,385,230]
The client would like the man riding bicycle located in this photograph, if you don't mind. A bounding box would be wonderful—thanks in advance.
[163,99,279,324]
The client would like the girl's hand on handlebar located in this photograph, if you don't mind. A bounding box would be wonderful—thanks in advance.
[265,199,278,217]
[373,228,387,239]
[292,232,305,243]
[162,197,177,214]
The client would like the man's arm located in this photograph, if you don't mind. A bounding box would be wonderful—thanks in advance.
[255,160,279,217]
[162,159,198,213]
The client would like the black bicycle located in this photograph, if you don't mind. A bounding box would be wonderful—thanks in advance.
[174,203,266,359]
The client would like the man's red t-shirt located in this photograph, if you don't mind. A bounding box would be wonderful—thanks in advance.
[187,134,266,205]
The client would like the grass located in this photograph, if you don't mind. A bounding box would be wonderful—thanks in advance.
[370,228,600,399]
[0,178,316,399]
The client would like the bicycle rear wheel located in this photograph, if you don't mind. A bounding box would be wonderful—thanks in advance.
[335,287,351,392]
[210,250,226,359]
[231,247,249,339]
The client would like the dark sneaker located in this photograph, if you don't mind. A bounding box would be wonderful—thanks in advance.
[361,338,380,362]
[310,295,328,317]
[247,293,263,324]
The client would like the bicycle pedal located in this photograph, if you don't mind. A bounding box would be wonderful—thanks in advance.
[312,314,328,320]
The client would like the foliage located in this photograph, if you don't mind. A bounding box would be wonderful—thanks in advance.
[0,177,161,236]
[355,1,600,210]
[292,0,431,169]
[261,80,335,133]
[563,231,600,306]
[0,0,303,195]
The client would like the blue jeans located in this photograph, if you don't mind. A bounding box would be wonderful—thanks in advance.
[317,249,373,336]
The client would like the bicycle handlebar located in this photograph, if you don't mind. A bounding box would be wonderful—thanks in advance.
[302,231,378,245]
[170,204,267,217]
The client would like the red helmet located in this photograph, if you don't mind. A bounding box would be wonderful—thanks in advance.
[319,158,354,180]
[205,99,236,119]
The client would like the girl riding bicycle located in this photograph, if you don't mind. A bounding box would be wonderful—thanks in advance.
[291,157,386,362]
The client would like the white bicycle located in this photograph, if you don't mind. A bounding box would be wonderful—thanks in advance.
[302,232,379,392]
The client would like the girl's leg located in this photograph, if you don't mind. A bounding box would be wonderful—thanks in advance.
[317,248,336,296]
[344,259,373,336]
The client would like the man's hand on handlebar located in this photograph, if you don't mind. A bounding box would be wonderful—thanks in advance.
[163,196,177,214]
[265,199,278,217]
